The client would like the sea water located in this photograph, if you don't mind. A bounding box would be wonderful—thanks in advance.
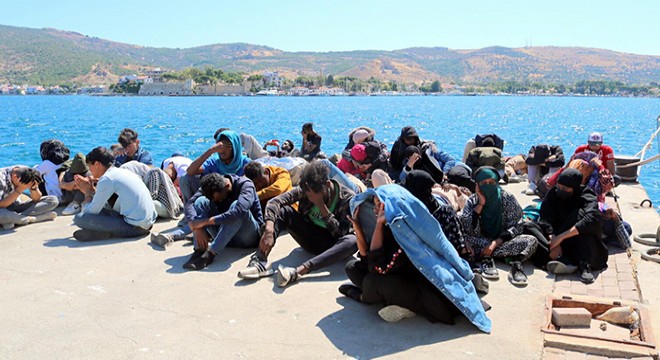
[1,95,658,210]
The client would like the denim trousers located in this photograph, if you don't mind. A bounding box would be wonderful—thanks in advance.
[319,159,361,194]
[192,197,260,253]
[74,208,151,238]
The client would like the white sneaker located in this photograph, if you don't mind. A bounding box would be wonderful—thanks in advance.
[62,202,81,216]
[378,305,416,323]
[525,184,537,196]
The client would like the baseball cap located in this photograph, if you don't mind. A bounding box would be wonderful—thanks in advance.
[588,132,603,144]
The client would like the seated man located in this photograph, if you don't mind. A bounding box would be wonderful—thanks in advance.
[160,152,193,191]
[504,154,527,182]
[35,139,70,200]
[300,122,323,161]
[525,144,565,195]
[182,173,263,270]
[263,139,295,158]
[59,153,92,216]
[237,161,357,287]
[573,132,615,175]
[72,147,157,241]
[243,161,293,210]
[181,129,251,203]
[465,137,506,180]
[0,166,58,230]
[114,128,153,167]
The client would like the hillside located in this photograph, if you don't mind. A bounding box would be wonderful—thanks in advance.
[0,24,658,86]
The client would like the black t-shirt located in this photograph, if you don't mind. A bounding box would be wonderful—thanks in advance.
[302,133,322,159]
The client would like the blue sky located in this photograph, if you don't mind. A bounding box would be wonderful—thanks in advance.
[1,0,658,55]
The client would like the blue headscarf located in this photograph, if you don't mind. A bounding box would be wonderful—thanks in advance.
[215,130,248,175]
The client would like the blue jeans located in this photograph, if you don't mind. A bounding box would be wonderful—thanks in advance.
[319,159,361,194]
[179,174,201,206]
[193,197,260,253]
[74,208,151,238]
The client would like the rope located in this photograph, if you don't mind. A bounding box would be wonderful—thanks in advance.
[616,153,660,168]
[633,124,660,158]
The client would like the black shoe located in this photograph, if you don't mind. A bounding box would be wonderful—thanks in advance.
[338,284,363,302]
[472,273,490,294]
[579,263,595,284]
[184,250,215,270]
[183,249,207,269]
[508,261,528,286]
[73,229,112,242]
[481,257,499,280]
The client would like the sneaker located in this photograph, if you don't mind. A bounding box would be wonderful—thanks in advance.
[547,260,578,275]
[2,223,15,230]
[579,263,595,284]
[378,305,416,323]
[508,261,528,286]
[338,284,363,302]
[182,249,207,269]
[525,184,537,196]
[481,258,499,280]
[237,255,274,279]
[276,265,299,288]
[73,229,112,242]
[183,250,215,270]
[472,273,489,294]
[62,202,81,216]
[150,233,174,249]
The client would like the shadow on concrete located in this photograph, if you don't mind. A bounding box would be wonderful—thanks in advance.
[43,235,147,248]
[164,247,252,275]
[316,297,479,358]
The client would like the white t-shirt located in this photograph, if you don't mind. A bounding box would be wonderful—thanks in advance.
[161,156,192,179]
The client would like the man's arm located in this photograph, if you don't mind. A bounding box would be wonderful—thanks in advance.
[0,181,29,209]
[187,143,224,175]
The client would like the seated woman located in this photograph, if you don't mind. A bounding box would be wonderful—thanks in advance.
[537,168,608,284]
[459,167,537,286]
[340,184,491,332]
[402,171,470,259]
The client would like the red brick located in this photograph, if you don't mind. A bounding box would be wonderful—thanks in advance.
[616,272,634,281]
[571,282,588,295]
[620,290,639,301]
[618,280,638,291]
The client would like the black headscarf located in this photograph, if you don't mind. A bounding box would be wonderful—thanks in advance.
[555,168,584,204]
[557,168,583,192]
[403,170,439,213]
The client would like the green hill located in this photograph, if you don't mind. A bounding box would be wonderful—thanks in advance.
[0,24,658,86]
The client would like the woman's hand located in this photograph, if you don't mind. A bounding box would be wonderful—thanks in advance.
[481,239,500,257]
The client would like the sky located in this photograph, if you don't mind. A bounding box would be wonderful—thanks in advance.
[1,0,659,55]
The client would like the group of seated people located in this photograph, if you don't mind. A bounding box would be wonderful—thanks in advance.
[0,123,632,331]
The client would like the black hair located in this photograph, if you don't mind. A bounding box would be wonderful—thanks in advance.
[302,122,314,131]
[86,147,115,167]
[14,167,43,185]
[282,139,294,151]
[299,161,329,193]
[117,128,138,147]
[200,173,229,199]
[213,128,231,142]
[244,161,265,180]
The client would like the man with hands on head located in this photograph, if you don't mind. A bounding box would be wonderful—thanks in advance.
[0,166,57,229]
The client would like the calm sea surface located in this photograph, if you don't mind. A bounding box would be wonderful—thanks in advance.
[1,95,659,210]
